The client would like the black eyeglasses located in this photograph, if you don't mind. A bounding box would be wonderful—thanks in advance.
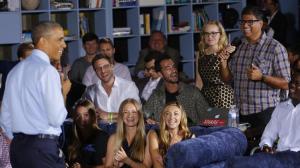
[239,20,260,26]
[203,32,220,37]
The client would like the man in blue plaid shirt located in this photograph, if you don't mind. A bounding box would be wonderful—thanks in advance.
[219,6,290,133]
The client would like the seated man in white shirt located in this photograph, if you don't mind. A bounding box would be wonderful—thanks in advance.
[226,69,300,167]
[259,69,300,153]
[82,38,132,86]
[136,50,163,104]
[82,54,140,124]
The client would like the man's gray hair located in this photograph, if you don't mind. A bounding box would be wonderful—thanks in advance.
[31,21,62,45]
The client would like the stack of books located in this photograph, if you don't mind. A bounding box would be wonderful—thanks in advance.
[193,8,209,32]
[168,14,190,33]
[140,10,164,35]
[113,27,131,36]
[113,0,137,7]
[166,0,191,4]
[139,0,164,6]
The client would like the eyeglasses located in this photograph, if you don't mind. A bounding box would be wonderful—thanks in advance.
[203,32,220,37]
[95,64,111,72]
[239,20,260,26]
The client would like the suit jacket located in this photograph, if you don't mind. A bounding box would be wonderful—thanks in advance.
[269,11,287,46]
[134,77,163,104]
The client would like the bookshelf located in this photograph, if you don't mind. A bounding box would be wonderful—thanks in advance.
[0,0,246,79]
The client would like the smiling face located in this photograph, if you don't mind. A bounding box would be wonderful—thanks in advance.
[83,40,98,56]
[160,59,178,83]
[122,103,139,127]
[99,42,115,59]
[43,27,66,62]
[240,14,263,43]
[149,32,166,52]
[163,105,182,130]
[94,58,114,83]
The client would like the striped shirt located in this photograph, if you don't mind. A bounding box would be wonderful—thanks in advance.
[229,33,290,115]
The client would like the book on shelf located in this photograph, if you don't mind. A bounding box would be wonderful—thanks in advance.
[114,0,137,7]
[113,27,131,36]
[51,1,75,10]
[167,14,173,33]
[173,22,190,33]
[193,8,209,31]
[144,13,151,34]
[88,0,102,8]
[140,14,145,34]
[152,10,164,31]
[139,0,164,6]
[166,0,191,4]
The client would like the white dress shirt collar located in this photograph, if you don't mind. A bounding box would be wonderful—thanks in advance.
[31,49,51,64]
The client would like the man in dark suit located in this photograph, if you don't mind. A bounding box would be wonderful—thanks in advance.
[263,0,287,46]
[135,50,163,104]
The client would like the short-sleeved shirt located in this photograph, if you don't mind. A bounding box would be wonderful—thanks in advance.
[229,33,290,115]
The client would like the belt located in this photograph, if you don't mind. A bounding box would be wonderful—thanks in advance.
[13,133,59,140]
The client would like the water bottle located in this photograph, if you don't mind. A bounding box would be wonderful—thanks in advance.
[228,105,239,127]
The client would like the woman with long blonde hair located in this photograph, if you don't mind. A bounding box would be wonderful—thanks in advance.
[105,98,151,168]
[148,101,194,168]
[67,99,109,168]
[195,20,235,108]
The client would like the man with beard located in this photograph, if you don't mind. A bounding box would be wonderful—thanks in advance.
[143,55,209,125]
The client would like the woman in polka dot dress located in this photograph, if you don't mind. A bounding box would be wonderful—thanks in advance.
[195,21,235,108]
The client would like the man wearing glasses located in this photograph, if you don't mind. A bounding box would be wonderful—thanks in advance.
[82,37,132,87]
[135,50,163,104]
[82,54,139,125]
[219,6,290,137]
